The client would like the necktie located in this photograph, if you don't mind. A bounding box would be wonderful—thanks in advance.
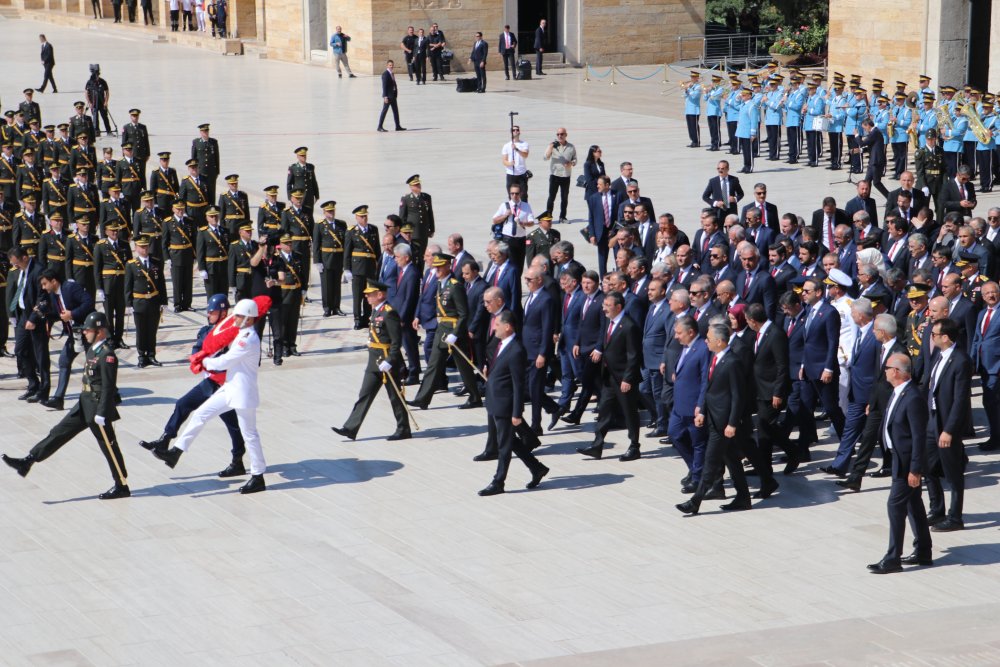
[493,265,501,286]
[582,296,592,319]
[55,293,64,313]
[603,195,610,228]
[721,178,728,205]
[15,271,25,309]
[860,228,866,240]
[805,306,816,331]
[525,292,534,313]
[563,293,570,317]
[742,271,752,298]
[826,216,833,247]
[983,307,995,337]
[606,321,614,342]
[786,316,795,337]
[709,354,717,380]
[754,330,762,353]
[889,239,900,260]
[397,268,404,287]
[694,309,701,321]
[759,203,766,227]
[929,354,942,399]
[702,233,710,254]
[961,184,967,200]
[505,33,510,48]
[771,266,778,277]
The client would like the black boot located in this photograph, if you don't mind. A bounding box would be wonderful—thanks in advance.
[154,446,183,469]
[239,474,266,494]
[273,342,283,366]
[218,459,246,478]
[140,433,172,451]
[98,484,131,499]
[2,453,35,477]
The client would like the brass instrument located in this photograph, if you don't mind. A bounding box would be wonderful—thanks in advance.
[934,99,954,135]
[905,91,919,109]
[964,103,993,144]
[907,122,919,149]
[887,117,895,138]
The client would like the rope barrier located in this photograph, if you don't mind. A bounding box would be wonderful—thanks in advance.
[585,65,614,79]
[613,66,665,81]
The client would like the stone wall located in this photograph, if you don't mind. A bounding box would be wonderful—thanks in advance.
[580,0,705,66]
[261,0,306,61]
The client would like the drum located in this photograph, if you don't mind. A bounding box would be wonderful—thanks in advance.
[812,117,832,132]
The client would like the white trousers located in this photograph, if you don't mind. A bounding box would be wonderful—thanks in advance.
[175,390,266,475]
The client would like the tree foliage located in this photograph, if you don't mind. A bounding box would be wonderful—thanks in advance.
[707,0,829,52]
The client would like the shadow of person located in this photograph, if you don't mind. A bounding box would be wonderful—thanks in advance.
[517,472,633,491]
[936,542,1000,567]
[264,458,404,491]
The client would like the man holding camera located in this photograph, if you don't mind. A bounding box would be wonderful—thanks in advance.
[491,183,535,274]
[502,124,530,201]
[544,128,577,224]
[85,65,111,137]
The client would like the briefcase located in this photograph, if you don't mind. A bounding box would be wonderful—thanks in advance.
[456,77,478,93]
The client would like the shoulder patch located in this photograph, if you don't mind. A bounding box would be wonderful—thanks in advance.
[106,355,116,363]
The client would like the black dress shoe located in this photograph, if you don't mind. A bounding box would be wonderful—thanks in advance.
[386,430,411,441]
[820,465,846,478]
[403,377,420,386]
[577,444,603,459]
[273,357,283,366]
[752,478,779,499]
[323,309,332,317]
[836,478,862,492]
[782,455,800,475]
[452,384,468,397]
[676,500,700,515]
[137,357,150,369]
[680,483,697,494]
[703,488,726,501]
[154,446,183,469]
[18,391,36,401]
[979,441,999,451]
[289,347,301,357]
[549,409,566,431]
[218,460,246,478]
[26,395,43,403]
[560,413,581,425]
[472,451,498,462]
[334,309,347,316]
[869,468,891,478]
[117,341,130,350]
[926,512,946,526]
[478,481,504,496]
[148,357,163,367]
[721,498,752,511]
[868,559,902,574]
[41,397,64,410]
[526,465,549,489]
[645,429,667,438]
[2,453,34,477]
[458,399,483,410]
[900,553,934,566]
[239,474,266,494]
[331,426,356,440]
[377,127,388,132]
[98,484,131,500]
[406,400,428,410]
[619,445,641,462]
[931,518,964,532]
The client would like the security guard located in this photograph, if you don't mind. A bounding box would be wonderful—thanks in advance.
[132,191,163,261]
[41,162,69,222]
[15,148,43,203]
[65,216,97,297]
[164,200,196,312]
[312,200,346,317]
[97,146,118,200]
[271,233,306,362]
[280,190,314,300]
[191,123,220,204]
[115,143,145,209]
[196,207,230,297]
[525,210,559,265]
[343,204,380,329]
[218,173,250,237]
[67,168,99,224]
[98,184,132,240]
[398,174,435,272]
[257,184,284,237]
[228,222,261,301]
[124,235,167,367]
[94,222,132,349]
[407,252,482,410]
[68,100,96,144]
[332,280,411,441]
[286,147,319,215]
[1,310,131,500]
[13,194,42,257]
[69,133,97,183]
[120,109,151,171]
[179,158,210,228]
[37,211,68,281]
[915,128,946,220]
[149,151,180,217]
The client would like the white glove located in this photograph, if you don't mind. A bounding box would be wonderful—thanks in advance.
[378,360,392,372]
[94,415,106,427]
[922,186,930,197]
[96,290,106,302]
[67,278,76,283]
[160,305,165,312]
[199,270,209,280]
[445,333,458,345]
[8,317,14,327]
[344,270,353,282]
[125,306,134,315]
[72,337,83,354]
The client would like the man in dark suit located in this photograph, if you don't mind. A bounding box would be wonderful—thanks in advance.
[376,60,405,132]
[522,267,559,433]
[470,32,488,93]
[463,262,489,369]
[677,319,752,514]
[38,34,57,94]
[844,180,880,227]
[533,19,547,75]
[940,167,977,217]
[616,181,656,223]
[885,171,929,218]
[855,118,889,199]
[577,292,642,461]
[478,311,549,496]
[586,176,620,276]
[553,268,584,423]
[923,318,971,532]
[767,243,796,294]
[742,209,774,260]
[883,217,911,271]
[639,278,670,435]
[867,353,932,574]
[35,269,94,410]
[488,242,520,316]
[609,162,633,199]
[701,161,743,221]
[691,210,727,270]
[498,25,518,80]
[797,277,846,458]
[414,246,440,366]
[973,282,1000,451]
[746,303,791,494]
[811,197,850,251]
[779,290,807,466]
[666,314,709,491]
[734,244,777,320]
[739,183,779,232]
[389,244,421,382]
[563,273,604,423]
[8,247,46,401]
[941,272,976,354]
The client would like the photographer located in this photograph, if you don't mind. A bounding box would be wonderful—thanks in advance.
[501,124,530,201]
[85,65,112,137]
[491,183,535,273]
[543,127,577,224]
[36,268,94,410]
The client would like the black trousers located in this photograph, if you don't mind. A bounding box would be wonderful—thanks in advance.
[739,137,754,172]
[798,376,846,453]
[592,375,639,447]
[112,1,121,21]
[978,150,994,192]
[29,401,128,488]
[319,258,343,312]
[170,258,193,309]
[806,130,820,165]
[828,131,843,168]
[341,358,409,436]
[755,399,792,480]
[404,55,414,80]
[430,50,443,80]
[378,98,401,130]
[279,294,302,349]
[401,322,421,376]
[15,316,49,398]
[786,125,801,162]
[686,115,700,146]
[500,234,526,274]
[413,54,427,83]
[92,107,112,135]
[40,64,57,92]
[92,0,102,17]
[527,363,559,429]
[102,277,126,344]
[925,424,966,521]
[351,274,372,324]
[727,120,738,153]
[546,175,570,220]
[413,334,481,406]
[846,134,862,173]
[848,403,891,481]
[963,141,977,176]
[133,305,160,357]
[203,265,228,300]
[126,2,136,21]
[885,474,931,561]
[164,378,245,459]
[501,51,516,78]
[766,124,781,159]
[535,49,543,74]
[169,8,178,30]
[692,423,750,504]
[707,115,721,150]
[866,161,889,198]
[475,62,487,92]
[891,141,907,178]
[142,3,154,23]
[492,412,544,484]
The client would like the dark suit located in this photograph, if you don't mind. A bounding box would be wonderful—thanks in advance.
[844,195,880,227]
[940,178,976,217]
[740,201,780,232]
[639,299,670,431]
[810,208,850,248]
[615,196,655,224]
[691,229,727,270]
[487,336,546,485]
[751,323,791,479]
[769,262,796,294]
[848,340,905,482]
[568,290,604,418]
[10,258,46,397]
[880,381,932,564]
[667,336,710,482]
[40,42,56,93]
[415,269,439,363]
[556,288,584,410]
[591,314,642,451]
[973,305,1000,448]
[884,188,928,217]
[533,25,545,74]
[831,324,880,472]
[389,263,421,377]
[498,30,518,79]
[734,268,777,320]
[522,289,559,429]
[923,346,972,523]
[701,175,744,219]
[859,129,889,198]
[377,68,402,130]
[587,190,620,275]
[798,302,846,450]
[948,296,976,355]
[465,276,489,366]
[470,39,488,92]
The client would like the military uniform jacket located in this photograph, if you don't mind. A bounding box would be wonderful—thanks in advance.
[343,224,380,277]
[280,205,313,249]
[69,114,96,144]
[53,139,72,177]
[179,175,210,213]
[286,162,319,202]
[433,274,470,343]
[37,230,68,270]
[228,238,258,292]
[218,189,250,236]
[7,123,27,159]
[914,144,946,194]
[904,307,927,361]
[19,101,41,124]
[13,210,43,255]
[66,233,97,280]
[149,167,180,209]
[15,162,43,202]
[132,207,162,241]
[94,238,132,286]
[38,138,60,171]
[97,159,118,198]
[312,218,346,269]
[257,200,285,236]
[191,137,220,177]
[398,191,435,240]
[99,197,132,239]
[196,225,229,271]
[164,216,197,263]
[23,130,43,156]
[78,338,119,422]
[0,201,14,252]
[525,226,560,265]
[125,256,167,309]
[368,302,403,367]
[0,154,16,199]
[964,273,989,309]
[274,250,305,304]
[121,122,151,162]
[67,183,99,220]
[42,177,69,219]
[115,158,145,200]
[69,145,97,182]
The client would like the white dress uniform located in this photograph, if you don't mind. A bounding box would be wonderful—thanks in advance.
[831,294,857,411]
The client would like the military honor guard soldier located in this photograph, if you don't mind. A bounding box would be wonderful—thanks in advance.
[65,216,97,297]
[120,109,151,172]
[150,151,180,217]
[95,221,132,349]
[398,174,435,273]
[115,142,146,210]
[125,235,168,367]
[280,190,314,300]
[197,207,230,298]
[257,184,284,237]
[179,158,210,228]
[164,199,196,312]
[132,191,163,261]
[229,222,262,302]
[191,123,220,204]
[286,147,320,216]
[344,204,381,329]
[218,173,250,237]
[270,233,306,363]
[312,200,347,317]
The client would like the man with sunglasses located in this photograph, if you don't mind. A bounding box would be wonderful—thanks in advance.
[740,183,779,233]
[502,125,530,201]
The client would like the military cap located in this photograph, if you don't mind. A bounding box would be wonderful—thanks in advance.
[75,167,88,176]
[877,94,890,103]
[854,87,867,94]
[806,81,818,88]
[129,108,141,115]
[75,215,91,224]
[171,199,186,208]
[279,233,293,244]
[294,146,308,155]
[206,206,220,216]
[22,148,34,157]
[134,235,151,247]
[940,85,957,94]
[926,128,939,139]
[954,256,973,268]
[108,184,121,192]
[48,162,60,170]
[122,142,133,150]
[198,123,210,131]
[158,151,171,159]
[28,118,39,126]
[74,101,85,108]
[772,74,784,82]
[922,92,935,102]
[964,85,972,92]
[184,158,198,167]
[23,88,34,95]
[832,71,844,79]
[751,81,762,89]
[321,200,337,212]
[728,72,740,80]
[43,124,54,131]
[970,88,982,96]
[984,101,995,110]
[872,78,884,85]
[767,60,779,68]
[906,283,929,298]
[811,73,823,81]
[3,111,13,118]
[985,93,996,103]
[400,224,414,233]
[105,221,124,231]
[832,80,844,89]
[850,73,862,81]
[431,252,453,267]
[893,92,906,100]
[0,141,11,148]
[406,174,421,186]
[919,74,931,82]
[239,222,253,231]
[263,185,279,195]
[895,80,907,89]
[140,191,155,201]
[690,71,700,78]
[867,293,885,308]
[740,86,753,94]
[363,280,389,294]
[790,75,803,83]
[537,211,554,222]
[57,122,69,130]
[822,268,853,288]
[712,74,723,82]
[789,275,807,293]
[788,66,801,72]
[748,74,759,83]
[290,190,305,199]
[352,204,369,216]
[48,211,63,221]
[224,174,239,183]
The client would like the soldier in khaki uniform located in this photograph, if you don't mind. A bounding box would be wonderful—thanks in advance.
[94,222,132,349]
[191,123,220,204]
[132,191,163,262]
[69,133,97,183]
[915,128,947,220]
[97,146,118,200]
[280,190,314,301]
[218,173,250,237]
[398,174,435,272]
[271,233,306,363]
[179,158,210,228]
[124,235,167,367]
[65,216,97,297]
[120,109,151,172]
[164,200,197,312]
[343,204,380,328]
[196,207,230,298]
[228,222,261,301]
[13,194,43,257]
[37,211,68,281]
[98,184,132,240]
[257,184,284,237]
[41,162,69,222]
[115,143,146,210]
[312,200,346,317]
[15,148,43,204]
[149,151,180,218]
[286,147,319,215]
[67,168,99,224]
[525,210,560,267]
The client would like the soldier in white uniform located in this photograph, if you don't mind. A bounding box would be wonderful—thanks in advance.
[824,268,857,412]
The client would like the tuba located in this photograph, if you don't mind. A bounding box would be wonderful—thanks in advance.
[934,99,954,135]
[963,103,992,144]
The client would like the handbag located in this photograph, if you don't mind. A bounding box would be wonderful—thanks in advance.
[575,174,587,188]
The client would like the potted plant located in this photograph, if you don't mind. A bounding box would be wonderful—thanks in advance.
[769,27,804,65]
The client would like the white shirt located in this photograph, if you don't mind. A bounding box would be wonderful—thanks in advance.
[929,343,955,410]
[880,337,896,366]
[203,326,261,409]
[493,199,534,238]
[676,335,700,373]
[754,320,771,353]
[502,140,530,176]
[497,332,514,357]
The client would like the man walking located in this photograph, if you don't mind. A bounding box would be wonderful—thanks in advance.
[38,35,57,94]
[377,61,405,132]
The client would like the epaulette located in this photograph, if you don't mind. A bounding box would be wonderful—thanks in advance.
[384,304,394,312]
[197,225,207,232]
[96,239,107,245]
[229,240,240,245]
[128,258,138,265]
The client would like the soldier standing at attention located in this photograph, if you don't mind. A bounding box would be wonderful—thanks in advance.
[121,109,151,172]
[312,200,346,317]
[68,101,95,144]
[218,173,250,237]
[42,163,68,222]
[398,174,435,273]
[99,184,132,241]
[257,184,284,237]
[149,151,179,218]
[191,123,220,204]
[280,190,314,301]
[94,222,132,349]
[2,311,131,500]
[132,191,163,262]
[67,168,98,223]
[37,210,68,281]
[164,200,196,312]
[125,235,167,367]
[332,280,412,441]
[13,194,43,258]
[97,146,117,201]
[525,210,559,266]
[272,233,306,362]
[179,158,210,229]
[115,143,145,210]
[229,222,261,302]
[286,147,319,216]
[65,216,97,298]
[915,129,947,220]
[197,207,230,299]
[344,205,380,329]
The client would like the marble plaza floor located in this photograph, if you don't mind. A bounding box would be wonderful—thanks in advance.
[2,18,1000,667]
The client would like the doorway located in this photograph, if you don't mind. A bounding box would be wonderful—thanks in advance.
[307,0,327,53]
[518,0,557,56]
[967,0,991,88]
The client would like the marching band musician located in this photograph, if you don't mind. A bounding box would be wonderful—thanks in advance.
[845,87,869,175]
[725,73,743,155]
[705,74,725,152]
[784,75,806,165]
[804,81,826,168]
[764,76,785,161]
[917,92,938,149]
[889,90,913,179]
[976,100,996,193]
[683,70,702,148]
[827,78,848,171]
